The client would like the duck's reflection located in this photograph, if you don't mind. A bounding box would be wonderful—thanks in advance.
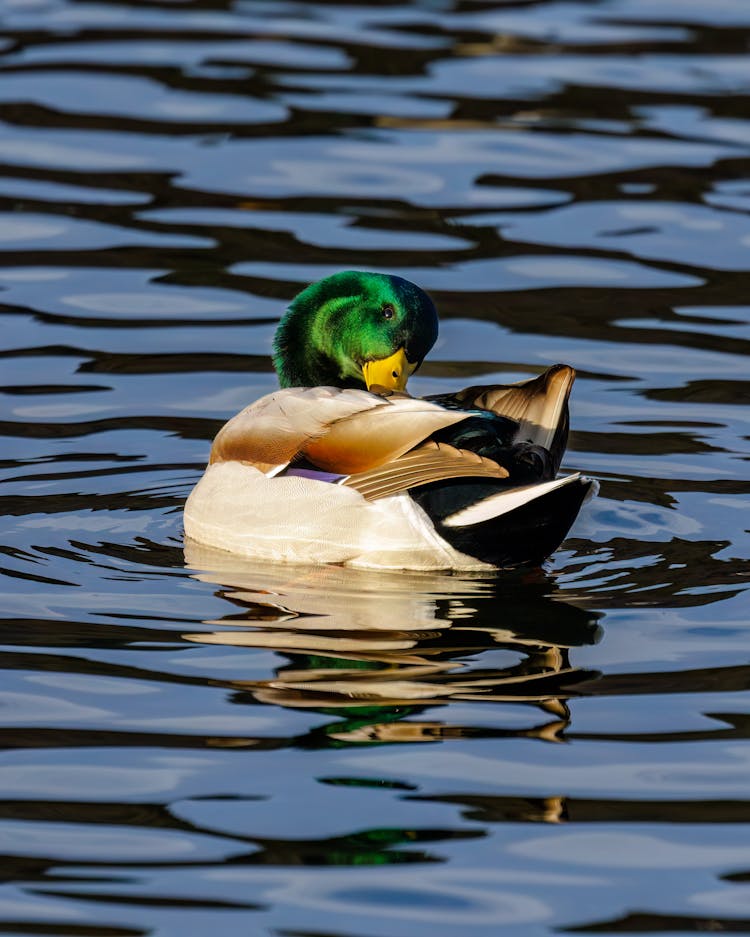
[184,540,601,742]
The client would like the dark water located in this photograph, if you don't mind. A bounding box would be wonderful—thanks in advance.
[1,0,749,934]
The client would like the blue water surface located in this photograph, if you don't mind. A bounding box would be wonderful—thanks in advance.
[0,1,749,935]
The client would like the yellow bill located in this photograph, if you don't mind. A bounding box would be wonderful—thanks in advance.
[362,347,416,392]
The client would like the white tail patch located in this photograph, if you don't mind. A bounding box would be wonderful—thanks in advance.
[443,473,588,528]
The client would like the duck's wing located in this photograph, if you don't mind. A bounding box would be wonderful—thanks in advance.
[438,364,575,475]
[344,440,508,501]
[209,386,476,475]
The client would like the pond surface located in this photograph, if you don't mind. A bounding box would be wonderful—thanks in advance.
[1,0,750,934]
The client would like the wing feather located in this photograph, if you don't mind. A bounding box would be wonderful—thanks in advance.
[344,441,508,501]
[448,364,574,471]
[209,386,470,475]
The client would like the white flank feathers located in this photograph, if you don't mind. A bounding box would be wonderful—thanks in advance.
[183,461,491,571]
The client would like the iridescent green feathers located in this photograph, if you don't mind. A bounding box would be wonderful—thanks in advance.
[272,270,439,389]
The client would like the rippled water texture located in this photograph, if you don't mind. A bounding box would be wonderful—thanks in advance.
[1,0,750,934]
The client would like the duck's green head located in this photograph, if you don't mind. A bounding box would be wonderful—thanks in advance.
[272,270,439,391]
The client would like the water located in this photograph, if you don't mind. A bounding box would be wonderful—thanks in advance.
[1,0,749,933]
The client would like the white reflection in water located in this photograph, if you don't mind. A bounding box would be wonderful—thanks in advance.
[345,746,750,796]
[0,691,111,722]
[280,90,452,119]
[22,512,153,533]
[609,0,750,26]
[127,714,279,731]
[453,5,688,42]
[553,343,748,378]
[12,402,113,418]
[0,893,80,921]
[185,540,461,634]
[0,72,287,123]
[0,266,69,281]
[0,820,208,860]
[182,540,596,724]
[172,785,470,841]
[248,158,445,197]
[0,218,66,241]
[0,175,149,204]
[142,206,471,250]
[504,257,629,282]
[690,886,750,913]
[232,255,699,291]
[0,211,212,251]
[27,673,160,695]
[6,38,351,70]
[207,867,588,924]
[421,53,750,98]
[0,137,150,169]
[62,291,247,317]
[577,498,702,538]
[334,130,733,178]
[0,764,189,798]
[495,200,750,270]
[171,384,269,413]
[511,830,750,869]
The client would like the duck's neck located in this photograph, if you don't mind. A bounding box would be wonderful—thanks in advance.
[273,304,362,389]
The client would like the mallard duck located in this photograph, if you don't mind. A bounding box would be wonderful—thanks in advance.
[184,270,595,570]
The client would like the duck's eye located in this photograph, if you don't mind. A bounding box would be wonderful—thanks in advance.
[382,303,395,320]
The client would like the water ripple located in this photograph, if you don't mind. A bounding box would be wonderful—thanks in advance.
[0,0,749,934]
